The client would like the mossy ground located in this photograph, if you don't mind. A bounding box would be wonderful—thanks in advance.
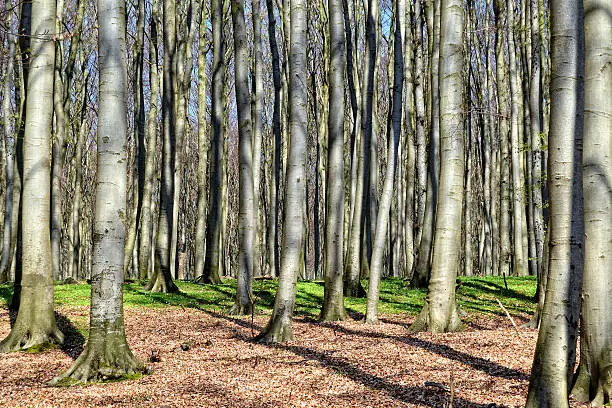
[0,276,536,319]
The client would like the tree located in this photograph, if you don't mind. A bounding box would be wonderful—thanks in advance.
[147,0,179,293]
[344,0,379,298]
[257,0,307,343]
[525,0,585,405]
[366,0,405,324]
[0,0,64,352]
[320,0,347,322]
[201,0,226,284]
[138,0,161,280]
[570,0,612,405]
[409,0,465,333]
[230,0,255,315]
[50,0,143,383]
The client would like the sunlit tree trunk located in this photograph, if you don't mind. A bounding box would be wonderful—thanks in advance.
[51,0,143,383]
[570,1,612,405]
[411,0,440,289]
[194,0,208,279]
[366,0,405,323]
[258,0,307,343]
[409,0,464,333]
[526,0,585,405]
[344,0,379,297]
[230,0,255,315]
[320,0,347,322]
[147,0,179,292]
[1,0,63,352]
[0,0,17,284]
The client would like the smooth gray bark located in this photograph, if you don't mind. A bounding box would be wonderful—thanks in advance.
[258,0,307,343]
[320,0,347,322]
[1,0,63,352]
[230,0,255,315]
[526,0,585,405]
[409,0,464,333]
[570,1,612,405]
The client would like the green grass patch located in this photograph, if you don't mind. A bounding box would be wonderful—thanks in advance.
[0,276,536,319]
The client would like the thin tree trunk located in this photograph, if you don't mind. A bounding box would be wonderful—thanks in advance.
[230,0,255,315]
[344,0,379,298]
[320,0,347,322]
[366,0,405,324]
[201,0,226,284]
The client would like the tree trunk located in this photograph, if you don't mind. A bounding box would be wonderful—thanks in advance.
[320,0,347,322]
[366,0,405,324]
[344,0,379,298]
[507,0,527,277]
[51,0,143,383]
[194,0,208,280]
[139,0,161,280]
[525,1,585,405]
[0,0,17,283]
[229,0,255,315]
[409,0,464,334]
[147,0,179,292]
[1,0,63,352]
[201,0,226,284]
[411,0,440,289]
[257,0,307,343]
[570,2,611,405]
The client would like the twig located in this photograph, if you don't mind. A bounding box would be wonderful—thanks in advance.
[502,273,509,291]
[449,369,455,408]
[495,298,522,337]
[424,381,450,392]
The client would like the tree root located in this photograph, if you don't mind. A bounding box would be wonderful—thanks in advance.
[49,344,144,386]
[0,326,64,353]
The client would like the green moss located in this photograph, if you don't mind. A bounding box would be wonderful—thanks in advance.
[24,342,59,353]
[52,377,82,387]
[102,372,143,383]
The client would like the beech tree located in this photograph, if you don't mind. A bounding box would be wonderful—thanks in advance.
[409,0,465,333]
[0,0,64,352]
[320,0,347,322]
[526,0,585,405]
[50,0,143,383]
[257,0,307,343]
[570,0,612,405]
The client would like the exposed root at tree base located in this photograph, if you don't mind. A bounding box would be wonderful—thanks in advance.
[49,346,145,386]
[0,327,64,353]
[408,302,463,334]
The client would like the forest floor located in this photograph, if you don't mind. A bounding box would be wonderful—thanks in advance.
[0,278,589,408]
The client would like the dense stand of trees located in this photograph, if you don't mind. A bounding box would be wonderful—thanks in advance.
[0,0,609,404]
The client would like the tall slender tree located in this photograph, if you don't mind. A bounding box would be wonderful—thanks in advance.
[51,0,143,383]
[257,0,308,343]
[526,0,585,405]
[0,0,63,352]
[202,0,226,284]
[366,0,405,324]
[409,0,465,333]
[320,0,347,322]
[570,1,611,405]
[230,0,255,315]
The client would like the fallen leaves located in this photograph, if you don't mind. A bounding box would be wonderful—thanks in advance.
[0,307,590,407]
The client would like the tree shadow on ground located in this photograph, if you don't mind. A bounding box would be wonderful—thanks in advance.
[460,279,534,303]
[204,314,519,407]
[263,341,505,408]
[317,322,529,381]
[55,312,86,359]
